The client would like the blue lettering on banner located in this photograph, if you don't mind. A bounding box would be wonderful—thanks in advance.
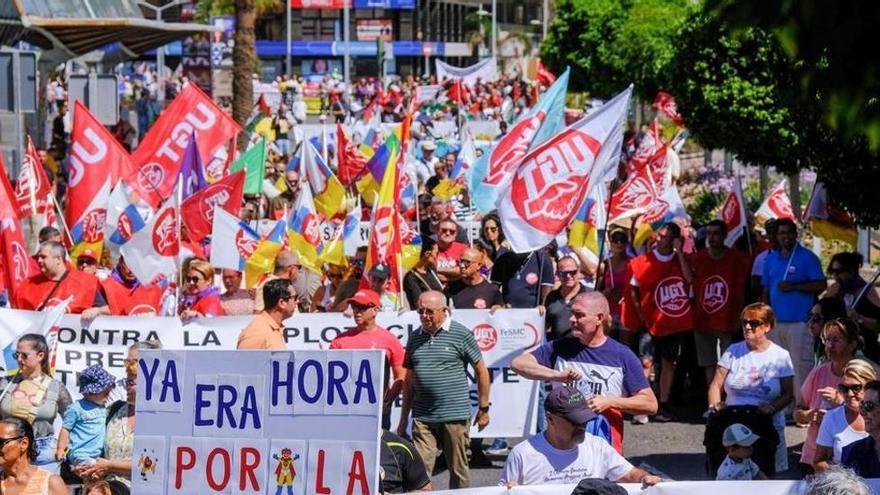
[140,357,181,404]
[328,361,349,405]
[354,359,377,404]
[272,359,295,408]
[298,359,323,404]
[270,357,378,409]
[194,383,214,426]
[194,381,263,430]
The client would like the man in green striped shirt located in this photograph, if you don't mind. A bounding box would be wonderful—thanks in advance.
[397,290,491,488]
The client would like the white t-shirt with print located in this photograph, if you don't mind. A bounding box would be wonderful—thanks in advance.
[499,432,633,486]
[719,341,795,429]
[816,405,868,463]
[716,455,761,480]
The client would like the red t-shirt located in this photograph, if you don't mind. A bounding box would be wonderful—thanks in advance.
[191,294,225,317]
[329,326,405,369]
[689,249,750,333]
[628,251,693,337]
[101,278,164,316]
[13,270,100,314]
[436,242,468,272]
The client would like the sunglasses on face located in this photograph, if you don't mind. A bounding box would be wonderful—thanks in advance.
[0,436,23,449]
[417,307,443,315]
[483,226,498,232]
[741,319,764,329]
[12,351,33,360]
[611,237,627,244]
[838,383,864,395]
[185,276,202,283]
[439,228,457,235]
[459,259,479,267]
[860,400,879,413]
[557,270,578,278]
[351,303,374,312]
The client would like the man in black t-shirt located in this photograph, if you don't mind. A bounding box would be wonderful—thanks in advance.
[380,430,432,493]
[446,247,504,309]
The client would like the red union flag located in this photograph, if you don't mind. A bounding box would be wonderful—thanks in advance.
[653,91,684,127]
[181,170,245,243]
[482,110,546,187]
[68,101,134,253]
[14,136,52,219]
[719,177,747,247]
[608,164,658,224]
[0,150,37,301]
[498,85,632,252]
[130,83,239,207]
[755,179,795,226]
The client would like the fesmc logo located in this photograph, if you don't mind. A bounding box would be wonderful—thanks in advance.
[511,128,601,232]
[151,208,179,256]
[82,209,107,243]
[654,276,689,317]
[199,184,233,223]
[473,323,498,352]
[235,230,258,259]
[701,275,729,314]
[137,163,165,193]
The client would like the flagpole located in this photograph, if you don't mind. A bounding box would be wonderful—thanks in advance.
[595,179,620,285]
[853,266,880,310]
[175,179,183,315]
[738,177,753,257]
[50,194,74,247]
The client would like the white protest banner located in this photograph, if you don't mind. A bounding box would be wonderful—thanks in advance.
[133,349,382,494]
[416,85,442,103]
[436,58,500,86]
[0,308,542,438]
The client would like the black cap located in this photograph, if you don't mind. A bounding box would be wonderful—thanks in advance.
[545,386,596,425]
[570,478,628,495]
[369,263,391,280]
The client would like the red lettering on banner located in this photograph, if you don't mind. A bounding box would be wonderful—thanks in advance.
[175,446,196,489]
[315,449,331,494]
[239,447,261,491]
[206,448,231,490]
[346,450,369,495]
[68,127,108,188]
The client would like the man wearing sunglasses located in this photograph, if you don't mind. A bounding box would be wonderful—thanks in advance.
[237,279,297,350]
[331,289,405,428]
[435,219,468,284]
[500,386,661,487]
[445,247,503,310]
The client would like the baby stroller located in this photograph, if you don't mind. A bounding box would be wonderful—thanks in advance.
[704,405,780,477]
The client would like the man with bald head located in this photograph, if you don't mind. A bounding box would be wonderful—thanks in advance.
[397,290,491,488]
[446,247,503,309]
[512,292,657,454]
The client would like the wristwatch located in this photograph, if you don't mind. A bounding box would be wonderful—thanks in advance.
[478,403,491,413]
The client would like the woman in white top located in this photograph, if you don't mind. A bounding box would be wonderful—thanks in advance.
[814,357,877,471]
[708,302,795,473]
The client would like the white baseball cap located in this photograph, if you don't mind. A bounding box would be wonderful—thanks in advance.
[722,423,760,447]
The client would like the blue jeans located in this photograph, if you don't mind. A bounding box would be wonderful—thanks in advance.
[35,436,59,473]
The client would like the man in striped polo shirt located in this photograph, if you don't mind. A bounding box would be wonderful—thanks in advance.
[397,290,491,488]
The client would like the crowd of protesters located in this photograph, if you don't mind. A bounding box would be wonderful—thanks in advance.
[3,65,880,494]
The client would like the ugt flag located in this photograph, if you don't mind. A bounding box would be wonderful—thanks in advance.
[471,68,569,214]
[120,198,179,285]
[719,177,748,247]
[498,85,632,253]
[129,83,239,208]
[755,179,795,227]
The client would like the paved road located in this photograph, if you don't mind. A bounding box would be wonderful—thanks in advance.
[428,420,809,490]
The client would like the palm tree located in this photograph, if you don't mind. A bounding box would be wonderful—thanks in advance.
[232,0,256,150]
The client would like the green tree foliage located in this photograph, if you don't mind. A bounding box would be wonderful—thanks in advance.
[540,0,695,99]
[706,0,880,151]
[667,15,806,172]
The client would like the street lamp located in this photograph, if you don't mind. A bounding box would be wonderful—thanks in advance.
[476,7,495,59]
[136,0,189,107]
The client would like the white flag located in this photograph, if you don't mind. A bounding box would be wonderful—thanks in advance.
[755,179,795,227]
[498,85,632,253]
[120,198,179,285]
[210,207,259,272]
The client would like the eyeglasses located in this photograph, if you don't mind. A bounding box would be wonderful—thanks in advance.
[12,351,32,360]
[328,272,344,279]
[0,436,23,449]
[838,383,864,395]
[185,276,202,283]
[459,259,478,267]
[807,313,824,323]
[828,267,845,275]
[350,303,374,312]
[280,294,295,302]
[860,401,879,413]
[557,270,578,278]
[417,307,443,315]
[610,238,627,244]
[439,228,457,234]
[483,226,498,232]
[741,319,764,329]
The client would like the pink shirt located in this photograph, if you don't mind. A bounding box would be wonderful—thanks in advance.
[329,326,405,369]
[800,363,841,465]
